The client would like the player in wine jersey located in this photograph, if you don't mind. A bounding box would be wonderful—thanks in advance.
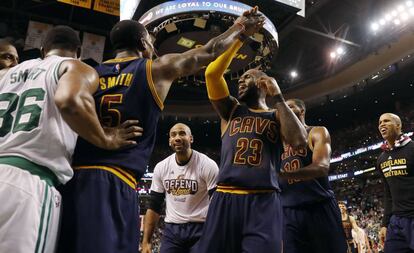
[339,201,359,253]
[0,26,140,253]
[279,99,347,253]
[377,113,414,253]
[142,123,219,253]
[196,38,307,252]
[58,8,266,253]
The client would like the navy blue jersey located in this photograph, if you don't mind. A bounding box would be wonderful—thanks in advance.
[72,57,163,178]
[279,127,334,207]
[218,104,283,190]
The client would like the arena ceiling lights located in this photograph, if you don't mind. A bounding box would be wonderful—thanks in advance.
[138,0,279,84]
[370,1,414,33]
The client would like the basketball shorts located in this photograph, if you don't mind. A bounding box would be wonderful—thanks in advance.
[384,215,414,253]
[0,161,61,253]
[196,189,282,253]
[282,198,348,253]
[57,167,139,253]
[160,222,204,253]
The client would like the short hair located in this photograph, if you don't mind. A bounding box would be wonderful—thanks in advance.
[41,26,81,53]
[170,123,192,135]
[110,20,148,52]
[337,201,346,206]
[0,39,14,49]
[290,99,306,112]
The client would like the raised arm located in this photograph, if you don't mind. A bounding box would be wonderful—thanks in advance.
[258,76,307,149]
[204,40,243,124]
[55,60,142,150]
[280,127,331,180]
[151,7,264,102]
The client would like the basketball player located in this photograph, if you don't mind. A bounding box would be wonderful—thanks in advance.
[58,7,265,253]
[196,38,308,252]
[377,113,414,253]
[279,98,348,253]
[0,40,18,70]
[0,26,141,253]
[142,123,219,253]
[339,201,360,253]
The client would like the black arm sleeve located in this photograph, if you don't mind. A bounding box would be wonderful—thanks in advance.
[381,174,393,227]
[208,187,217,198]
[148,191,165,214]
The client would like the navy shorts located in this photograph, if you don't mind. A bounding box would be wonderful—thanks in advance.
[160,222,204,253]
[283,198,348,253]
[57,168,139,253]
[196,190,282,253]
[384,215,414,253]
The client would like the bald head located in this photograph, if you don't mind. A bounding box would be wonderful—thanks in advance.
[379,113,402,142]
[244,68,266,79]
[170,123,192,135]
[0,40,18,69]
[169,123,193,153]
[380,113,401,125]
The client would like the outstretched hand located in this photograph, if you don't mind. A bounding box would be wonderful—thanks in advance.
[235,6,265,37]
[102,120,143,150]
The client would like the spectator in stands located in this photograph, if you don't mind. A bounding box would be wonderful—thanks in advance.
[0,40,18,70]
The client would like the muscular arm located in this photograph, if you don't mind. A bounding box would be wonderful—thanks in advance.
[275,101,307,150]
[142,191,164,246]
[205,40,244,128]
[151,23,246,103]
[143,210,161,243]
[281,127,331,180]
[55,60,137,149]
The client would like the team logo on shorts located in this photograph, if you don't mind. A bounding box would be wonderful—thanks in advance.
[164,174,198,196]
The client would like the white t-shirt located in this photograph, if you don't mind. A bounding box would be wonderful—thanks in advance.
[0,56,77,184]
[151,150,219,223]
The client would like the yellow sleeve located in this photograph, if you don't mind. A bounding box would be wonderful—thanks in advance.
[205,40,243,100]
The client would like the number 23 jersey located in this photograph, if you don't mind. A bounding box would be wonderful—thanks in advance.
[218,104,283,190]
[72,57,163,178]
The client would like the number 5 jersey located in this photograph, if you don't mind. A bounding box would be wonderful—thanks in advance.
[72,57,163,179]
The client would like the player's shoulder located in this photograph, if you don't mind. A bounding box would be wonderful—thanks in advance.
[154,154,173,173]
[308,125,329,132]
[193,150,210,162]
[193,150,218,169]
[308,125,330,138]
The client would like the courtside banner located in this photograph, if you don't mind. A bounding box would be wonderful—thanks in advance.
[57,0,92,9]
[24,21,53,50]
[81,32,106,63]
[93,0,120,16]
[139,0,278,43]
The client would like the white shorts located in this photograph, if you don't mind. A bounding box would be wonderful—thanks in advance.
[0,164,61,253]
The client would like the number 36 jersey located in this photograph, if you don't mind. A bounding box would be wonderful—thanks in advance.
[72,57,163,179]
[218,104,283,190]
[0,55,77,184]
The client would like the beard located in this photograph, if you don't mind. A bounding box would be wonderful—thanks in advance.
[238,86,259,103]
